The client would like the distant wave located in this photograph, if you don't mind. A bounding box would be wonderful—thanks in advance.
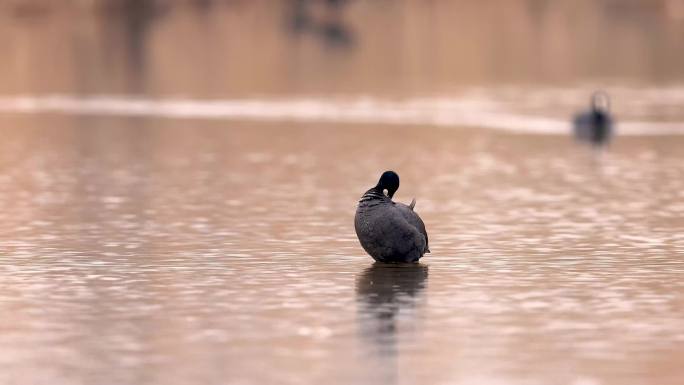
[0,94,682,135]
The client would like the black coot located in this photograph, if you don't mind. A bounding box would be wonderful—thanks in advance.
[354,171,429,263]
[573,91,614,146]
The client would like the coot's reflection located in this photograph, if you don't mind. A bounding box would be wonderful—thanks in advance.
[356,263,428,384]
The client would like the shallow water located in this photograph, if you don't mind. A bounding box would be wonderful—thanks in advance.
[2,1,684,384]
[0,116,683,385]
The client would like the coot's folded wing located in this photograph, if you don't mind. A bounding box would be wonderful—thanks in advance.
[395,201,429,253]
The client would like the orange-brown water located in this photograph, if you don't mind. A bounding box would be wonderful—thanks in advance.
[1,2,684,385]
[1,118,683,385]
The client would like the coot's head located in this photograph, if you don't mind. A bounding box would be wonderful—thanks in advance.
[376,170,400,198]
[591,91,610,113]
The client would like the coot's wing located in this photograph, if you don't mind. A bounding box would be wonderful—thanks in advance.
[395,201,429,253]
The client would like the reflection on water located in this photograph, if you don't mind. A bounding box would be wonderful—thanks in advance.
[289,0,354,47]
[356,264,428,384]
[2,1,684,96]
[103,0,161,88]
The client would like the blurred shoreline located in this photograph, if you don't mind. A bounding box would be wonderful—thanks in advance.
[2,0,684,97]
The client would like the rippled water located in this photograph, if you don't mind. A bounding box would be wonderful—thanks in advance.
[1,115,683,385]
[3,0,684,383]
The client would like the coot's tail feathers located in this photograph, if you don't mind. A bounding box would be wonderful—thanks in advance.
[409,198,416,210]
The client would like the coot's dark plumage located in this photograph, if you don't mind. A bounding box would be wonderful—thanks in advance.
[354,171,429,263]
[573,91,613,146]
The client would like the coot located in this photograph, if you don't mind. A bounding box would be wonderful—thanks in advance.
[354,171,429,263]
[573,91,614,146]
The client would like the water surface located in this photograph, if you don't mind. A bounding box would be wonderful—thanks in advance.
[2,1,684,384]
[1,116,683,385]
